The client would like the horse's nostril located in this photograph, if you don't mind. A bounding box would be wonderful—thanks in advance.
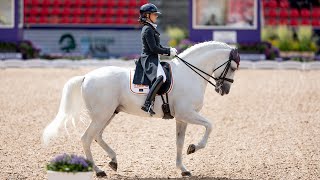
[215,87,220,94]
[222,84,230,94]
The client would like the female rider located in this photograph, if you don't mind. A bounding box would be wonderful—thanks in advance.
[133,3,177,115]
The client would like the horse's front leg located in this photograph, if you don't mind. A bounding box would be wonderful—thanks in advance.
[178,111,212,155]
[175,120,191,177]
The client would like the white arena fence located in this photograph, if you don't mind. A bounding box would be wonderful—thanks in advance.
[0,59,320,70]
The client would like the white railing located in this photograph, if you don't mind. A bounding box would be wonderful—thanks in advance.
[0,59,320,70]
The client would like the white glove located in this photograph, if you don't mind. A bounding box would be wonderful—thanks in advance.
[170,47,178,56]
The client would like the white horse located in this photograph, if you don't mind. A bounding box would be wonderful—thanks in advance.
[43,41,240,177]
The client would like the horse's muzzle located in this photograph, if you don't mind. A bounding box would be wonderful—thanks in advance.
[215,83,230,96]
[221,83,230,95]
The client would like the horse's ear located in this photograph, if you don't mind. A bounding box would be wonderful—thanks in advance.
[229,49,240,69]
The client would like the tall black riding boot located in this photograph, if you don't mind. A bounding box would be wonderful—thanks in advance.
[141,75,164,115]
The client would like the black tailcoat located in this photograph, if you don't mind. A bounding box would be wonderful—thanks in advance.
[133,23,170,86]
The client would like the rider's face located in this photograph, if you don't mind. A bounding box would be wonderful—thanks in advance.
[149,13,158,23]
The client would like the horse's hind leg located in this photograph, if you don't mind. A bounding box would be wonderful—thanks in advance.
[81,112,114,177]
[175,120,191,177]
[94,113,118,171]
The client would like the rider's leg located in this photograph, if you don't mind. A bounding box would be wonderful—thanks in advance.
[157,61,166,83]
[141,75,164,115]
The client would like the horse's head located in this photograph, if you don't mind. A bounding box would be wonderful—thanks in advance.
[213,48,240,96]
[176,41,240,96]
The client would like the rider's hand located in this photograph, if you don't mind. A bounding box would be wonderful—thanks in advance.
[170,47,178,57]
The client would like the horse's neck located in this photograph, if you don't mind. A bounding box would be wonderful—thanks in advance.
[176,49,224,77]
[173,48,228,92]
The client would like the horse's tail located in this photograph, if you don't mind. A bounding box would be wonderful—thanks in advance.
[42,76,84,146]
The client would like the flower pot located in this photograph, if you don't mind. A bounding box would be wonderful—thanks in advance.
[47,171,93,180]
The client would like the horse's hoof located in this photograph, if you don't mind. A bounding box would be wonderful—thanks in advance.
[187,144,196,155]
[96,171,107,177]
[181,171,192,177]
[109,161,118,171]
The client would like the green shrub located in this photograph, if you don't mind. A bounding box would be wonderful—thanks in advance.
[261,26,277,42]
[0,41,40,59]
[277,26,293,51]
[18,41,40,59]
[263,25,317,53]
[166,27,187,47]
[0,42,18,52]
[297,26,314,51]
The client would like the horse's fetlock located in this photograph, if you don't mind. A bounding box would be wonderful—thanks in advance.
[197,143,206,149]
[205,123,212,130]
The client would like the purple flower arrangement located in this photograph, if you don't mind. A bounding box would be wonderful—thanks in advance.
[47,153,93,172]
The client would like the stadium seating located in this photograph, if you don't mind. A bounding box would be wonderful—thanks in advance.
[24,0,318,27]
[279,9,289,18]
[265,9,277,17]
[24,0,148,26]
[301,18,311,25]
[279,1,289,8]
[264,0,278,8]
[290,19,299,26]
[279,18,289,25]
[301,9,311,17]
[289,9,300,18]
[262,0,320,27]
[312,19,320,26]
[266,18,277,25]
[311,8,320,17]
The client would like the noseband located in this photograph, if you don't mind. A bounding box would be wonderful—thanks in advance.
[175,48,240,88]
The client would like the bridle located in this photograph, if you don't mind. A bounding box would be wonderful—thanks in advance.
[175,48,240,88]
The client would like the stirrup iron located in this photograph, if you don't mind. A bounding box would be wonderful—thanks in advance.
[147,101,155,116]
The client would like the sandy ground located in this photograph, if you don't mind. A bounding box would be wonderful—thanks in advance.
[0,68,319,180]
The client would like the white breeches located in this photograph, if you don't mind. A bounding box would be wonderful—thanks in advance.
[157,61,166,83]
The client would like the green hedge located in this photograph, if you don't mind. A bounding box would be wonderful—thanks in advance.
[0,41,40,59]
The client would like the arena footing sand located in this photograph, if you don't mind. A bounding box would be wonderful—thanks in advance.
[0,68,319,179]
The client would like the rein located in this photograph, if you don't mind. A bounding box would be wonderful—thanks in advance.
[175,55,234,88]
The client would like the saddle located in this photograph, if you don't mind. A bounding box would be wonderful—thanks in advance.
[130,62,173,94]
[130,62,174,119]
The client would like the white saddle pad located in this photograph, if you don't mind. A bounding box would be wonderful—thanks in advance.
[129,69,173,95]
